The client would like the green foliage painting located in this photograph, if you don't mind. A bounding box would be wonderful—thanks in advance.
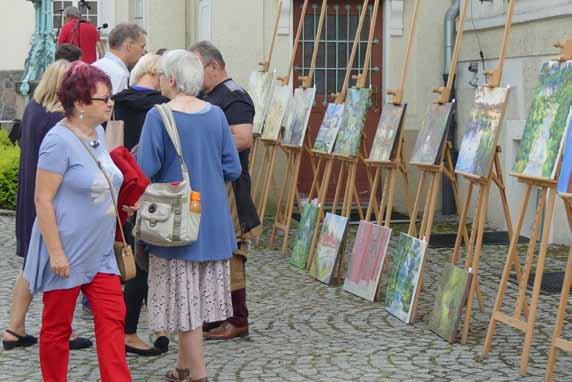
[512,61,572,179]
[384,233,427,323]
[282,87,316,147]
[369,103,406,162]
[455,86,509,178]
[333,88,371,157]
[290,201,319,270]
[309,213,348,285]
[410,102,453,165]
[428,264,472,343]
[313,103,346,154]
[262,84,290,141]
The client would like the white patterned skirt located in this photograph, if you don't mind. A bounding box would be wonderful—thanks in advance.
[148,255,233,332]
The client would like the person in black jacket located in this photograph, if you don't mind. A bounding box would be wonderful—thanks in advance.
[112,53,169,356]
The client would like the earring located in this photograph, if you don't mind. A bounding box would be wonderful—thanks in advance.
[79,112,84,120]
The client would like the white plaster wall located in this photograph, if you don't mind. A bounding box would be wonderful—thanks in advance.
[0,1,35,71]
[145,0,187,51]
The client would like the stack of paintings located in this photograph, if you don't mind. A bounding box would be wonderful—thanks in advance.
[313,103,346,154]
[384,233,427,323]
[455,86,510,178]
[410,102,454,165]
[290,200,320,270]
[282,87,316,147]
[333,88,371,157]
[309,213,349,285]
[428,264,472,343]
[512,61,572,180]
[369,103,407,162]
[248,70,276,135]
[262,84,290,141]
[343,221,392,302]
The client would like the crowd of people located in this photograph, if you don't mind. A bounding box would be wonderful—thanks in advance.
[2,6,259,382]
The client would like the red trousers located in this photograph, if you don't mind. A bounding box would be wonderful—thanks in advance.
[40,273,131,382]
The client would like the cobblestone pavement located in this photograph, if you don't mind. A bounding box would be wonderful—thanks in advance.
[1,214,571,381]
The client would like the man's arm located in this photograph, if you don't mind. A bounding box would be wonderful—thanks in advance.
[96,40,105,59]
[230,123,253,152]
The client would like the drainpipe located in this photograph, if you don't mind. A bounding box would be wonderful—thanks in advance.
[442,0,460,215]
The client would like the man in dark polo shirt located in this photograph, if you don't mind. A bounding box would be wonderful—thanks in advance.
[190,41,260,340]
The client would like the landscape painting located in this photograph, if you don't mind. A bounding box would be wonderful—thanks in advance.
[512,61,572,180]
[558,120,572,196]
[384,233,427,323]
[428,264,472,343]
[333,88,371,157]
[290,201,319,270]
[249,70,275,135]
[282,87,316,147]
[313,103,346,154]
[309,213,349,285]
[343,221,392,302]
[262,84,290,141]
[455,86,510,178]
[369,103,407,162]
[410,102,454,165]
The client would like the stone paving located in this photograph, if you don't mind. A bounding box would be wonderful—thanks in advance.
[1,214,571,381]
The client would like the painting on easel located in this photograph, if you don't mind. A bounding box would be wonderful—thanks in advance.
[333,88,371,157]
[428,264,472,343]
[410,102,454,165]
[290,200,319,270]
[455,86,510,178]
[313,103,346,154]
[262,84,290,141]
[369,103,407,162]
[512,61,572,180]
[558,122,572,196]
[343,221,391,302]
[309,213,349,285]
[384,233,427,323]
[249,70,276,135]
[283,87,316,147]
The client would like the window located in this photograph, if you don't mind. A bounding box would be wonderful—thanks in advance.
[52,0,99,32]
[133,0,146,29]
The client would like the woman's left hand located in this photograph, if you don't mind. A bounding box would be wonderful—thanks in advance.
[122,204,139,216]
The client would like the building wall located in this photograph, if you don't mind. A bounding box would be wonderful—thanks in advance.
[456,0,572,244]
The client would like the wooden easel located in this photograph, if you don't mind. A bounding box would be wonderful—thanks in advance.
[269,0,327,253]
[306,0,377,279]
[363,0,422,227]
[482,39,572,377]
[405,0,470,322]
[252,0,310,243]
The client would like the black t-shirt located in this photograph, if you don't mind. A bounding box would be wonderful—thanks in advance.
[199,79,260,233]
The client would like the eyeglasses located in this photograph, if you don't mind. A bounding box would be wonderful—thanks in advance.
[91,96,113,103]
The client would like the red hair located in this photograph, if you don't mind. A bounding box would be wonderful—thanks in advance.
[58,61,112,117]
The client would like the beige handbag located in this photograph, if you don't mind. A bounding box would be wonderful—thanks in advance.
[71,130,136,281]
[133,104,201,247]
[105,112,124,151]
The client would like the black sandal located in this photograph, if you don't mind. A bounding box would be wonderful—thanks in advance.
[2,329,37,351]
[165,368,190,381]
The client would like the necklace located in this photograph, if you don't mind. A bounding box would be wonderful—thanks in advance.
[64,122,100,148]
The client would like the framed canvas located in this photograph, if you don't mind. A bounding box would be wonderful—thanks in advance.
[290,201,320,270]
[313,103,346,154]
[369,103,407,162]
[455,86,510,178]
[410,102,454,165]
[384,233,427,323]
[248,70,276,136]
[343,221,392,302]
[282,87,316,147]
[309,213,349,285]
[333,88,371,157]
[262,84,290,142]
[558,120,572,196]
[512,61,572,180]
[428,264,472,343]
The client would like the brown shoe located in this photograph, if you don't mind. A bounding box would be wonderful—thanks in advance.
[204,322,248,340]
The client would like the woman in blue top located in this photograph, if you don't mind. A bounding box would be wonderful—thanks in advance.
[137,50,241,382]
[23,62,132,382]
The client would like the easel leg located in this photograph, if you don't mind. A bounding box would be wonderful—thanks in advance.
[383,168,398,228]
[545,247,572,382]
[365,163,380,221]
[451,182,474,265]
[256,145,278,245]
[408,171,426,236]
[332,162,346,215]
[308,157,324,200]
[494,151,514,238]
[307,160,334,270]
[281,152,303,254]
[366,167,381,222]
[270,151,293,248]
[520,189,557,376]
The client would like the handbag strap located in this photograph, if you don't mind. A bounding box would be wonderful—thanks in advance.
[68,128,129,247]
[154,104,192,188]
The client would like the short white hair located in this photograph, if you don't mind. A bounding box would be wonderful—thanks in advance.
[160,50,204,96]
[129,53,161,86]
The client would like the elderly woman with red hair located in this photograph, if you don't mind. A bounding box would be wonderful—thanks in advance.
[23,61,132,382]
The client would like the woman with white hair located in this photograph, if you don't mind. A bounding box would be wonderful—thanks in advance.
[137,49,241,381]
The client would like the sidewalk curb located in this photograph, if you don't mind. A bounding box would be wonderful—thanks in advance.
[0,209,15,216]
